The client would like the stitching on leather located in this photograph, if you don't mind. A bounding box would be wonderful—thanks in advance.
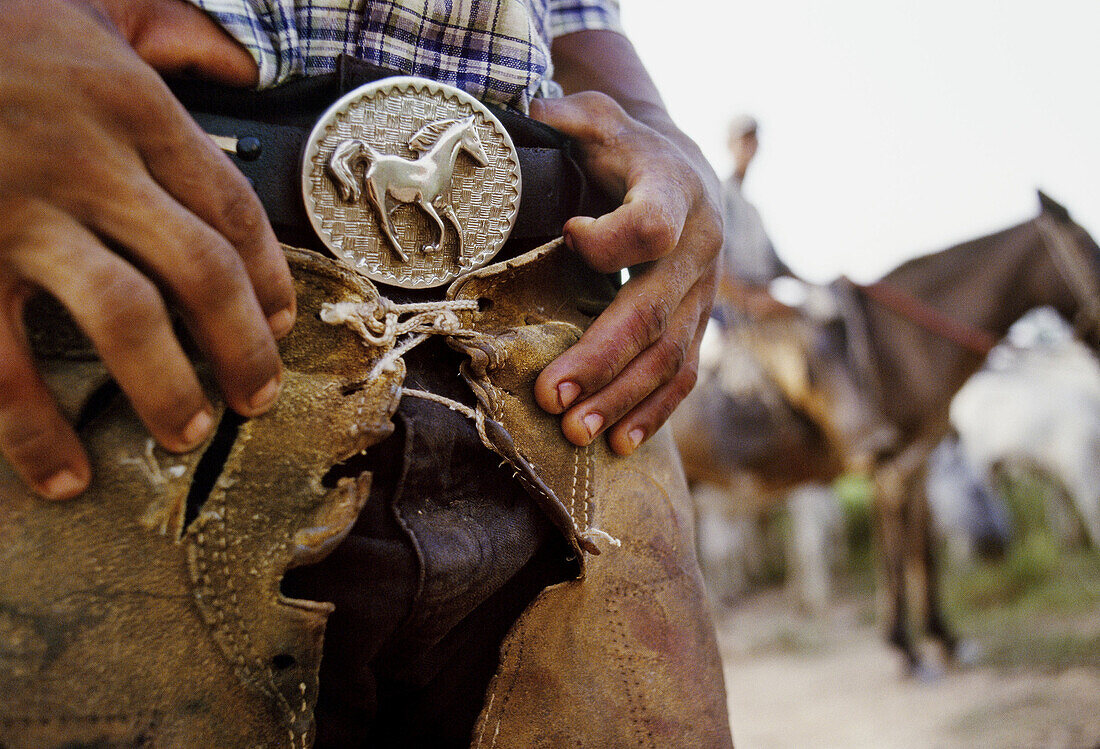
[488,612,527,749]
[607,587,658,748]
[580,445,592,532]
[568,447,582,530]
[507,456,555,515]
[473,592,529,749]
[473,692,494,747]
[485,380,507,421]
[189,425,309,748]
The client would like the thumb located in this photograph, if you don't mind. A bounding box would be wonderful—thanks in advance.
[529,92,628,142]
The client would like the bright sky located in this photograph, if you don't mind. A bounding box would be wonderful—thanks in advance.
[620,0,1100,283]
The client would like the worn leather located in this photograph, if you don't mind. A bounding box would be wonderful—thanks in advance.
[448,240,734,748]
[447,240,618,561]
[1,241,732,748]
[0,248,402,748]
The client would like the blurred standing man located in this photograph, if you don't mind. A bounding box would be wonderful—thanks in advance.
[0,0,732,747]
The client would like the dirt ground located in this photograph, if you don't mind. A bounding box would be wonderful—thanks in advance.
[714,589,1100,749]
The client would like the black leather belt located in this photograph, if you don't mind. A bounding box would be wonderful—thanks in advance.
[167,57,613,253]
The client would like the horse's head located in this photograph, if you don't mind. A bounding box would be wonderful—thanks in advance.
[1034,191,1100,348]
[456,115,489,167]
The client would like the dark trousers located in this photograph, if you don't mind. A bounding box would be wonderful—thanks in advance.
[284,336,572,747]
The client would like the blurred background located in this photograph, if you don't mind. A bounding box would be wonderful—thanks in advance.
[622,0,1100,282]
[620,2,1100,747]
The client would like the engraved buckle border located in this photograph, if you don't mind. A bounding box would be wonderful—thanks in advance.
[300,77,522,289]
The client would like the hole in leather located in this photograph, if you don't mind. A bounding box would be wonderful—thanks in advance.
[320,449,375,489]
[183,411,244,531]
[272,653,296,670]
[75,379,122,431]
[477,297,492,312]
[341,379,369,396]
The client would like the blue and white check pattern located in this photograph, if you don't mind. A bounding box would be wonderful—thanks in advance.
[189,0,622,110]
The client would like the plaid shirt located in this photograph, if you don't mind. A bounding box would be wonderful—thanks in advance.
[189,0,622,110]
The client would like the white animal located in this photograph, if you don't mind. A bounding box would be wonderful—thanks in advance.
[950,308,1100,547]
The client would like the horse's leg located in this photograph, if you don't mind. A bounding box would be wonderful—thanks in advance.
[881,440,947,678]
[875,452,931,676]
[915,479,969,663]
[875,480,918,672]
[418,200,447,254]
[439,203,465,259]
[369,183,409,262]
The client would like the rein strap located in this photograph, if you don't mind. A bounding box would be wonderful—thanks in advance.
[858,281,998,357]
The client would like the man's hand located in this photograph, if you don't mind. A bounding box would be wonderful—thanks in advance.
[0,0,292,499]
[530,92,722,456]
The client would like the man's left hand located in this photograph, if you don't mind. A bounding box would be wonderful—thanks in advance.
[530,92,722,456]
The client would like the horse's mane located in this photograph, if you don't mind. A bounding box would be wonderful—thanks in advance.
[880,219,1034,298]
[881,194,1100,298]
[407,118,463,152]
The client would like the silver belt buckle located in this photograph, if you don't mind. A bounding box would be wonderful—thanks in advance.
[301,77,522,289]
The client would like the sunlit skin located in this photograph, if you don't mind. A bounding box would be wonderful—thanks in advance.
[0,0,721,499]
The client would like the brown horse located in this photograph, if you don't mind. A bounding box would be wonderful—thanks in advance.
[674,192,1100,674]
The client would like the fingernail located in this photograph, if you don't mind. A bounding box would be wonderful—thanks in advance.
[182,409,214,446]
[249,376,281,413]
[268,307,295,338]
[583,412,604,439]
[40,469,86,500]
[628,428,645,451]
[558,381,581,410]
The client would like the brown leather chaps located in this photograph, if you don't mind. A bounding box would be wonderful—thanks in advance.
[0,242,732,748]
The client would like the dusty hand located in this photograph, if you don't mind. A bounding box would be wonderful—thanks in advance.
[0,0,293,499]
[529,93,722,456]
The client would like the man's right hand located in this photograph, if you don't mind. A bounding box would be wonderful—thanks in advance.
[0,0,294,499]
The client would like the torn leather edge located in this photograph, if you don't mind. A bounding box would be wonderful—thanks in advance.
[446,240,603,563]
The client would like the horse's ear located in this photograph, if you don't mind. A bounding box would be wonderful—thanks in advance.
[1037,190,1072,223]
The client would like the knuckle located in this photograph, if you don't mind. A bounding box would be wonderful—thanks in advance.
[630,207,679,259]
[650,374,697,431]
[573,91,630,144]
[0,366,31,416]
[110,67,172,125]
[59,163,126,221]
[575,91,623,120]
[650,335,688,379]
[0,410,61,476]
[698,201,724,252]
[624,299,671,353]
[88,273,166,351]
[669,363,699,405]
[594,354,619,391]
[236,332,280,376]
[145,388,206,435]
[211,184,265,239]
[180,236,248,308]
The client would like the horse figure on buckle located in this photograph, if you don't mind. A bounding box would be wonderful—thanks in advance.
[326,115,489,262]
